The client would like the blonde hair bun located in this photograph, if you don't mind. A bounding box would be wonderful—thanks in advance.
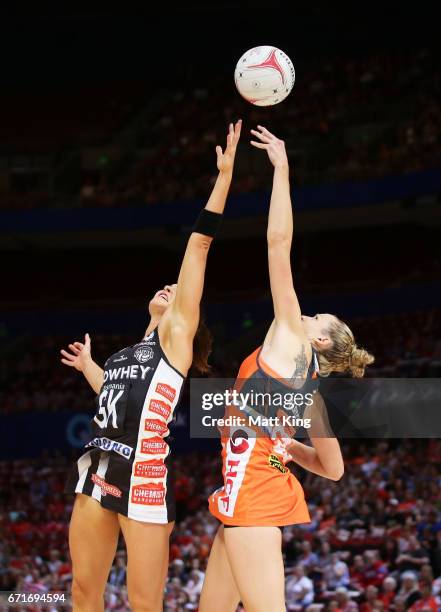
[349,347,375,378]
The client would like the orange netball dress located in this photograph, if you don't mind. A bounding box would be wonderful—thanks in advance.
[209,346,319,526]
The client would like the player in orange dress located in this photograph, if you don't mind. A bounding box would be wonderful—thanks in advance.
[200,126,374,612]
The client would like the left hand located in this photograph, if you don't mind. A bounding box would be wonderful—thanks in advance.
[216,120,242,174]
[270,409,296,464]
[271,435,294,464]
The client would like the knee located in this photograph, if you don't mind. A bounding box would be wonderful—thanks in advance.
[128,591,162,612]
[72,575,104,606]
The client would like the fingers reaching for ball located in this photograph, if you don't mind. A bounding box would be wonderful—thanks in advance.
[250,125,277,143]
[216,119,242,174]
[250,125,280,144]
[250,125,288,168]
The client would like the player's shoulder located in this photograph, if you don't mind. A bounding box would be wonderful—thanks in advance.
[104,345,132,368]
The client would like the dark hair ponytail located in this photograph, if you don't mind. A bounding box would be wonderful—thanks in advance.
[192,318,213,374]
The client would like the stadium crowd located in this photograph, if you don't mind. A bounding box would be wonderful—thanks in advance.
[0,440,440,610]
[1,308,440,416]
[78,48,441,208]
[1,48,440,211]
[0,307,441,609]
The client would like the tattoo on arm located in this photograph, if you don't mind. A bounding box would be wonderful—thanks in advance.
[290,345,309,384]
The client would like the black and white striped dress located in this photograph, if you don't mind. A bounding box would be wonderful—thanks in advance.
[65,327,184,523]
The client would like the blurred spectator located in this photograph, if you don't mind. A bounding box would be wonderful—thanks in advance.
[409,579,438,611]
[327,553,351,589]
[394,571,422,609]
[333,586,359,611]
[286,564,315,610]
[396,535,431,572]
[359,584,382,611]
[378,576,397,608]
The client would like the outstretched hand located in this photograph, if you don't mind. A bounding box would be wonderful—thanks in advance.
[250,125,289,168]
[216,119,242,174]
[60,333,92,372]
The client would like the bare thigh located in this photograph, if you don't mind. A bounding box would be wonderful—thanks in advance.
[118,514,174,612]
[199,526,241,612]
[69,494,120,612]
[223,526,285,612]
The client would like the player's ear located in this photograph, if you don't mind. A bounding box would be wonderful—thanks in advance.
[313,336,331,351]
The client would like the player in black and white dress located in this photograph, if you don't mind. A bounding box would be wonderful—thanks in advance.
[61,120,242,612]
[65,326,185,523]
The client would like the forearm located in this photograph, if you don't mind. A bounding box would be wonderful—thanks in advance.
[287,438,344,481]
[171,174,231,329]
[286,439,329,478]
[267,165,292,244]
[82,359,104,394]
[203,171,232,214]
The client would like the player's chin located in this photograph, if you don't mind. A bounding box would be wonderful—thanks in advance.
[148,298,168,316]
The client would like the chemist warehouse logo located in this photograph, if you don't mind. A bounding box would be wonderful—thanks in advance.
[149,399,172,420]
[131,483,165,506]
[156,383,176,402]
[134,460,167,479]
[141,436,168,455]
[144,418,169,436]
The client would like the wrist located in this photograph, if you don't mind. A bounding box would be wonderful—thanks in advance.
[274,162,289,171]
[218,169,233,181]
[194,208,223,238]
[82,356,93,371]
[285,439,297,454]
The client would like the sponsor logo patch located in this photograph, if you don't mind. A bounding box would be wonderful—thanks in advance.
[85,436,133,459]
[268,453,289,474]
[113,355,128,362]
[230,429,250,454]
[134,460,167,479]
[141,436,168,455]
[134,346,154,363]
[144,419,168,436]
[136,331,156,346]
[149,399,172,420]
[131,483,165,505]
[216,427,256,517]
[103,365,151,382]
[156,383,176,402]
[91,473,122,497]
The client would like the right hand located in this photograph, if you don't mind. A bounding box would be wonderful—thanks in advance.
[250,125,289,168]
[60,333,92,372]
[215,119,242,174]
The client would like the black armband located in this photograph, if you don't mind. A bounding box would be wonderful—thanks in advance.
[193,209,223,238]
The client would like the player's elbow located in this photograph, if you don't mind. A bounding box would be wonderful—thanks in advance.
[267,230,290,248]
[327,464,344,481]
[191,233,212,253]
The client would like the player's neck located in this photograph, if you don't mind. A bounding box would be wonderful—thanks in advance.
[145,315,161,337]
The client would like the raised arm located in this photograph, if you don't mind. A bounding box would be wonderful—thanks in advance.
[60,333,104,394]
[250,126,302,332]
[160,120,241,373]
